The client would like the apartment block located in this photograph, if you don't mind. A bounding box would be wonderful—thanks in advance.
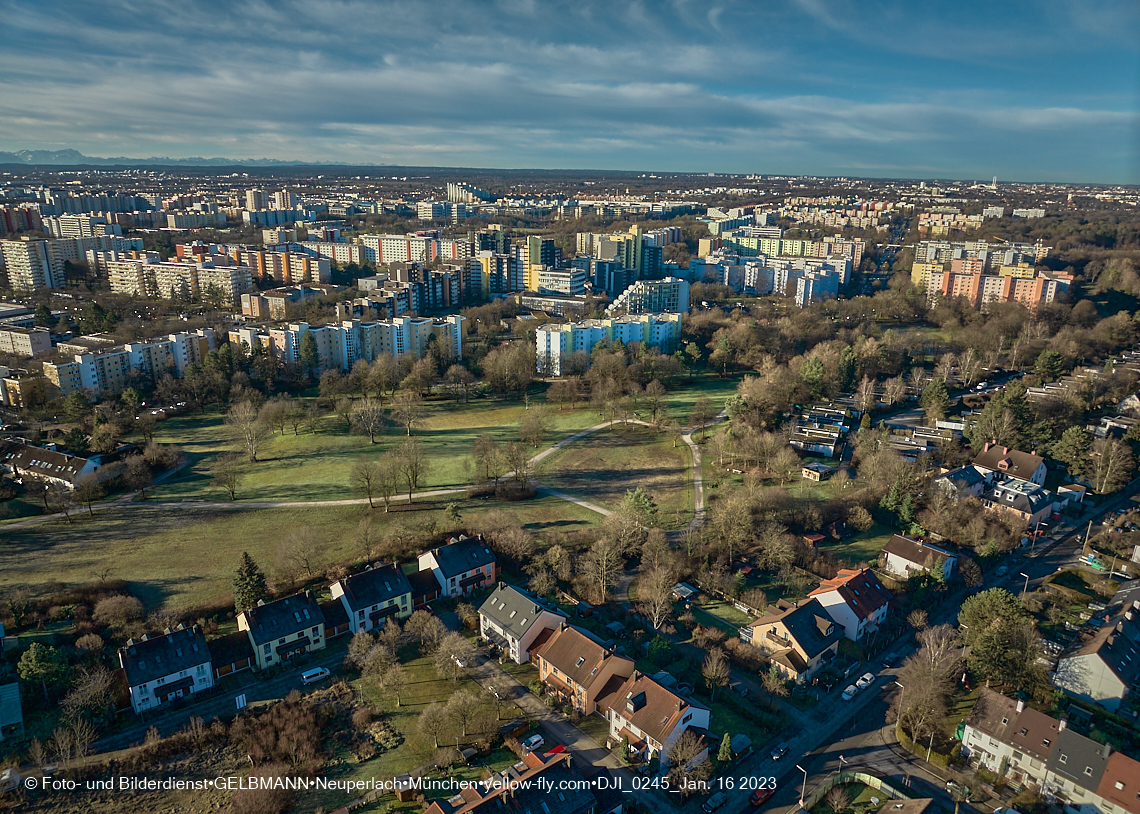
[0,327,52,357]
[795,269,840,307]
[232,249,330,285]
[536,267,587,296]
[536,313,683,375]
[43,329,215,398]
[606,276,689,315]
[299,241,365,265]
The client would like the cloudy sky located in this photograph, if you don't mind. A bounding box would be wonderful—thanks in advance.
[1,0,1137,182]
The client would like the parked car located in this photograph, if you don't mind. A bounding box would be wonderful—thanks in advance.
[522,734,545,752]
[452,654,468,668]
[702,792,728,813]
[770,742,790,760]
[750,788,775,806]
[995,565,1009,577]
[301,667,331,685]
[856,672,875,689]
[842,685,859,700]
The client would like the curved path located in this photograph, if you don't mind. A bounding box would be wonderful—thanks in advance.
[3,411,729,534]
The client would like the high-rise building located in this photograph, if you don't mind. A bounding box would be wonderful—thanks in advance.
[245,189,267,211]
[606,277,690,315]
[536,313,683,375]
[0,238,55,290]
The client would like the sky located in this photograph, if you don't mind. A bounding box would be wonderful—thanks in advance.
[0,0,1138,183]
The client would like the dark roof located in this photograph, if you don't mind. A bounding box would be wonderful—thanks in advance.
[510,759,597,814]
[209,630,255,667]
[334,563,412,612]
[0,681,22,729]
[1059,601,1140,688]
[936,465,985,490]
[1008,706,1061,763]
[984,477,1053,516]
[478,582,566,640]
[241,591,324,646]
[599,672,706,747]
[973,444,1044,481]
[1045,728,1110,792]
[409,567,442,599]
[319,597,350,629]
[882,535,956,568]
[964,687,1019,740]
[118,624,210,687]
[0,440,91,484]
[809,568,893,620]
[429,535,496,579]
[748,597,840,660]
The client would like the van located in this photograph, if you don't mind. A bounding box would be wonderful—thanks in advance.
[301,667,331,685]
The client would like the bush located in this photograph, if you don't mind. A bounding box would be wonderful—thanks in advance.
[352,706,374,729]
[92,595,144,631]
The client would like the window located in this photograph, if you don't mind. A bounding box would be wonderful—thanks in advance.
[197,665,205,675]
[682,713,692,723]
[311,626,320,636]
[576,657,585,667]
[1059,754,1068,764]
[263,643,271,654]
[279,638,286,645]
[1019,728,1028,736]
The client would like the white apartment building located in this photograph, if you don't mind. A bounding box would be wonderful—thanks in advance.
[537,267,587,296]
[606,277,689,315]
[359,234,439,264]
[43,329,215,398]
[536,313,683,375]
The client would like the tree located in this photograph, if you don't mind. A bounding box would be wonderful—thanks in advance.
[445,688,486,738]
[391,391,425,436]
[124,454,153,499]
[620,487,658,527]
[1089,438,1134,494]
[717,732,733,764]
[644,379,668,423]
[211,452,243,500]
[472,434,504,482]
[434,632,476,681]
[701,648,730,700]
[666,729,712,790]
[518,407,549,448]
[136,411,160,443]
[416,702,451,749]
[445,364,476,402]
[351,459,382,508]
[579,537,625,603]
[61,665,115,725]
[1034,349,1065,381]
[374,450,402,512]
[347,630,378,670]
[825,787,850,814]
[233,551,269,612]
[227,401,270,463]
[1051,426,1092,479]
[907,609,929,631]
[638,566,676,631]
[503,441,530,483]
[395,437,428,501]
[405,609,447,652]
[350,397,386,444]
[298,330,320,377]
[18,643,69,702]
[848,505,874,532]
[280,527,321,580]
[689,396,714,435]
[884,376,907,407]
[920,378,950,426]
[93,595,144,632]
[374,662,409,708]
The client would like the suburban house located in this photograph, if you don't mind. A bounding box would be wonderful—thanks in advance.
[1053,601,1140,713]
[331,562,413,634]
[982,476,1055,526]
[808,568,892,641]
[743,598,841,682]
[972,442,1047,486]
[409,568,443,608]
[117,624,213,714]
[0,441,115,488]
[417,535,498,599]
[319,598,351,639]
[596,671,711,763]
[960,687,1140,814]
[532,623,635,714]
[210,630,254,681]
[238,591,326,671]
[880,535,958,582]
[477,582,567,664]
[933,465,987,499]
[423,750,597,814]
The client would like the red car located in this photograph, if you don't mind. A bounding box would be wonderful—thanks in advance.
[750,788,775,806]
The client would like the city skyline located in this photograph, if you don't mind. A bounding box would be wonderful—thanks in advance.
[0,0,1138,183]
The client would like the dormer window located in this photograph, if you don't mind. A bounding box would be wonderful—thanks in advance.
[1019,728,1027,736]
[575,657,585,667]
[1059,754,1067,764]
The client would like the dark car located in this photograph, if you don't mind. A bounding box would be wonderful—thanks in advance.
[750,788,775,806]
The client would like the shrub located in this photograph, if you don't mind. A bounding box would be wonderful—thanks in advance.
[92,595,144,631]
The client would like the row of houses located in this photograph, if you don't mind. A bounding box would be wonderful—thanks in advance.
[118,536,498,714]
[962,687,1140,814]
[789,403,854,458]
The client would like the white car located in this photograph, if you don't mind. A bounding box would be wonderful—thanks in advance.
[842,685,859,700]
[301,667,331,685]
[856,672,876,689]
[522,734,545,752]
[452,654,468,668]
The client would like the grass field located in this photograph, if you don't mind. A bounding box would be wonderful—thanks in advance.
[0,492,603,612]
[819,522,896,569]
[534,424,694,529]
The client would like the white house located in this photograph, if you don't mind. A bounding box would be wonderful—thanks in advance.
[808,568,892,641]
[118,624,213,714]
[1052,601,1140,713]
[880,535,958,582]
[972,442,1047,486]
[417,535,498,599]
[597,671,710,764]
[477,582,567,664]
[331,562,413,634]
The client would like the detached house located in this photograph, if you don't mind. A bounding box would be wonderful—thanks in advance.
[808,568,892,641]
[880,535,958,582]
[423,750,597,814]
[118,624,213,714]
[744,598,840,682]
[933,465,987,499]
[532,623,635,714]
[0,441,111,488]
[331,562,413,634]
[417,535,498,599]
[1053,601,1140,713]
[477,582,567,664]
[238,591,325,671]
[973,442,1047,486]
[982,476,1054,526]
[597,671,710,763]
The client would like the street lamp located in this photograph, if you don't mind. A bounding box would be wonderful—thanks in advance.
[1019,572,1030,596]
[796,765,808,807]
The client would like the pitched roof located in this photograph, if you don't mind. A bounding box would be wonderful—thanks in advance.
[1060,601,1140,687]
[424,751,591,814]
[0,440,91,484]
[0,681,22,729]
[334,563,412,612]
[408,567,442,599]
[1008,706,1061,763]
[808,568,893,620]
[973,443,1044,481]
[118,624,210,687]
[240,591,324,645]
[429,535,496,579]
[936,465,986,490]
[965,687,1019,740]
[532,624,633,690]
[319,597,350,630]
[600,672,707,747]
[1046,728,1110,792]
[882,535,956,568]
[478,582,566,641]
[747,597,840,660]
[208,630,255,668]
[1097,752,1140,814]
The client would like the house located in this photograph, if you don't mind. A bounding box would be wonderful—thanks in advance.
[531,623,635,714]
[238,591,325,671]
[880,535,958,582]
[409,568,443,608]
[1045,729,1110,806]
[319,598,351,639]
[596,671,711,763]
[417,535,498,598]
[330,562,413,634]
[0,441,112,488]
[744,598,840,681]
[933,465,987,499]
[1097,752,1140,814]
[982,476,1054,526]
[1052,601,1140,713]
[117,624,213,714]
[961,690,1059,785]
[0,682,22,742]
[478,582,567,664]
[210,630,255,680]
[423,750,596,814]
[801,462,836,481]
[973,442,1047,486]
[808,568,892,641]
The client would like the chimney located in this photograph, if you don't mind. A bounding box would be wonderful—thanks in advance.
[1101,742,1111,758]
[984,441,992,453]
[1002,446,1009,455]
[1058,719,1067,731]
[1016,699,1025,713]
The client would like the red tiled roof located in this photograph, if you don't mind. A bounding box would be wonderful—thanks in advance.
[809,568,892,620]
[600,672,705,747]
[532,625,632,690]
[1097,752,1140,814]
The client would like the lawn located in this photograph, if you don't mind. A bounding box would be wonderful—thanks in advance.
[534,424,693,529]
[819,522,896,569]
[697,598,754,628]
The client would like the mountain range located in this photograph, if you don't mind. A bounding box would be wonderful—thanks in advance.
[0,148,359,167]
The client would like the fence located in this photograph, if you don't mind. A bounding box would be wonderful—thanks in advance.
[802,771,915,811]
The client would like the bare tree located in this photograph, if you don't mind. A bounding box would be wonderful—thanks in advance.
[376,450,402,511]
[44,480,74,522]
[227,401,270,463]
[211,452,243,500]
[351,459,382,508]
[825,786,850,814]
[434,632,476,681]
[855,375,877,414]
[416,702,451,749]
[702,648,730,700]
[471,434,504,481]
[445,688,484,738]
[666,729,713,790]
[391,391,426,436]
[884,375,907,407]
[395,437,429,502]
[280,527,321,579]
[579,537,625,603]
[638,566,677,631]
[350,397,386,444]
[405,609,447,652]
[72,473,104,516]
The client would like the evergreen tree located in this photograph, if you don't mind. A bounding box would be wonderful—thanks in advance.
[1050,426,1092,479]
[233,551,268,613]
[717,732,734,763]
[919,378,950,425]
[299,331,320,377]
[838,347,857,393]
